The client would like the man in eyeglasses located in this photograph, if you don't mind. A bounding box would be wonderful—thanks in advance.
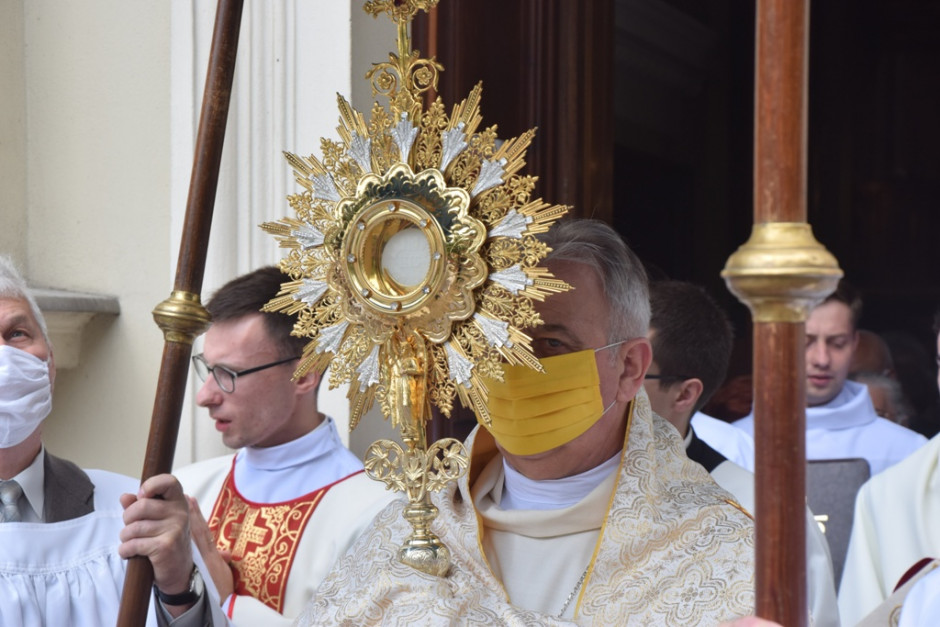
[170,267,396,625]
[643,280,755,470]
[644,279,840,627]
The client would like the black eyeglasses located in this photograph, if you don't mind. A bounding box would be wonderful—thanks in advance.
[192,354,299,393]
[644,373,694,383]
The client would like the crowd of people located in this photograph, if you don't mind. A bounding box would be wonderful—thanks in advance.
[2,217,938,625]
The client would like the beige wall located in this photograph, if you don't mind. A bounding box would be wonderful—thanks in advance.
[2,1,410,477]
[17,0,172,475]
[0,0,27,265]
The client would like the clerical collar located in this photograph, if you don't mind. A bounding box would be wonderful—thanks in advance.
[241,416,336,471]
[682,428,694,450]
[499,452,622,511]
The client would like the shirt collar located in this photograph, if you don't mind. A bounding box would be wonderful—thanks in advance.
[11,446,45,521]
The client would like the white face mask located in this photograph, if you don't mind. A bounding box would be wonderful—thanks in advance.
[0,345,52,448]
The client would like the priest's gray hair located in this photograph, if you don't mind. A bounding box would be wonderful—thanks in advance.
[539,219,650,343]
[0,255,50,343]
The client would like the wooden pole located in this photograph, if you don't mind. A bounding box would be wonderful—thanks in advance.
[723,0,841,624]
[116,1,244,624]
[753,1,808,624]
[754,0,808,224]
[752,322,807,623]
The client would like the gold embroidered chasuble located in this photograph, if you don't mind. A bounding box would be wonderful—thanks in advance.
[297,391,756,625]
[208,468,338,613]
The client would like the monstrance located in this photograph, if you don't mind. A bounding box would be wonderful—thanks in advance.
[261,0,568,576]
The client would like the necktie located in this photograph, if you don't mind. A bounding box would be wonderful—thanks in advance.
[0,480,23,522]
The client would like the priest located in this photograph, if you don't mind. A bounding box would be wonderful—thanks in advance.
[295,219,756,625]
[838,308,940,625]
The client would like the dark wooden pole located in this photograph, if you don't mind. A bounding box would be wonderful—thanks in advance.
[116,1,244,624]
[755,0,807,224]
[752,1,808,624]
[726,0,843,623]
[753,323,807,623]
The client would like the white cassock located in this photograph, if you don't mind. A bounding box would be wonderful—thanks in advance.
[174,417,398,626]
[839,433,940,625]
[734,380,926,475]
[691,411,756,471]
[0,469,228,627]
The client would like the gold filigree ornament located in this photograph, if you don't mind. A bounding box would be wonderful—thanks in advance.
[261,0,569,576]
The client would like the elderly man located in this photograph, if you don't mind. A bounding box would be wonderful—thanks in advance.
[169,267,396,625]
[644,279,839,627]
[735,279,926,475]
[838,308,940,625]
[0,256,225,626]
[295,219,755,625]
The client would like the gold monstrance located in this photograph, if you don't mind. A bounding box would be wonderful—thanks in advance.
[261,0,568,576]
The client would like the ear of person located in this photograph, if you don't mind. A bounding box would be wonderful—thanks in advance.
[293,369,321,394]
[617,338,653,402]
[676,378,704,411]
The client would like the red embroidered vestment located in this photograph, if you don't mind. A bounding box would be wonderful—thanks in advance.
[208,472,328,613]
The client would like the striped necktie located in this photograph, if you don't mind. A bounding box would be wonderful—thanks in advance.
[0,480,23,522]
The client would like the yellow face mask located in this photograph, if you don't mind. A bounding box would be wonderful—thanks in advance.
[481,344,621,456]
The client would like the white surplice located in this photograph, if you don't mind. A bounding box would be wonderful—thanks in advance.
[734,380,926,475]
[0,470,136,626]
[691,411,756,471]
[0,469,228,627]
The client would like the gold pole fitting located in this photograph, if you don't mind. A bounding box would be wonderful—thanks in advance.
[152,290,211,345]
[721,222,843,323]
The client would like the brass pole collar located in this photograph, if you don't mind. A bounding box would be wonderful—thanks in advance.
[721,222,843,323]
[152,290,211,345]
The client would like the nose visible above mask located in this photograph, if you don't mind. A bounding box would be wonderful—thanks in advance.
[0,345,53,448]
[481,345,619,456]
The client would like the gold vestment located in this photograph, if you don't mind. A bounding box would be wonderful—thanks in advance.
[298,391,755,625]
